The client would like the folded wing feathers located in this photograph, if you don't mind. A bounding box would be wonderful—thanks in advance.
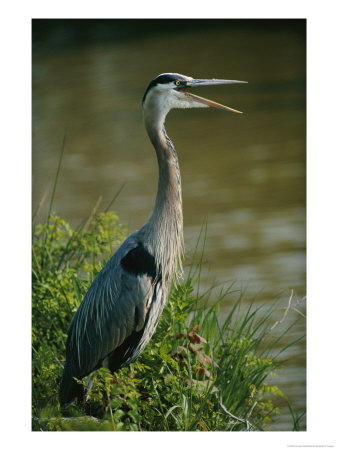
[67,240,157,378]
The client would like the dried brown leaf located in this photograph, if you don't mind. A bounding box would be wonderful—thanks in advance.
[188,331,207,344]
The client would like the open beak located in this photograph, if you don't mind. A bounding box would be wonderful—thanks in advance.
[184,78,247,114]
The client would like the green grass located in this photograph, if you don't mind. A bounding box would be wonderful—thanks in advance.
[32,203,304,431]
[32,137,305,431]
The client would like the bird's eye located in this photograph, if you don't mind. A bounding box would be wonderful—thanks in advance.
[175,81,181,86]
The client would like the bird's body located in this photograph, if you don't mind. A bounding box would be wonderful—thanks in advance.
[59,73,245,407]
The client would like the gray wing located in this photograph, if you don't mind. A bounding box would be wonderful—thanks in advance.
[65,233,160,379]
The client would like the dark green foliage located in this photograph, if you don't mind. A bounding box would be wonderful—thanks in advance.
[32,212,127,418]
[32,210,300,431]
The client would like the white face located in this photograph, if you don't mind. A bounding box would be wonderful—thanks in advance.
[143,80,208,115]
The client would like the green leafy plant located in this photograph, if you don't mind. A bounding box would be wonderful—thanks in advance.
[32,203,304,431]
[32,211,127,418]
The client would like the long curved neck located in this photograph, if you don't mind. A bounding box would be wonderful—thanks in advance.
[146,117,182,219]
[142,111,184,285]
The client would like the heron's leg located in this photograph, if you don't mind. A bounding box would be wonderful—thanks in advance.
[84,373,95,400]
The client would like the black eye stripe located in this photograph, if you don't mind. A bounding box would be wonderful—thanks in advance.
[142,74,188,104]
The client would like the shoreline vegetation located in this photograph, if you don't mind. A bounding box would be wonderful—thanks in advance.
[32,142,305,431]
[32,199,305,431]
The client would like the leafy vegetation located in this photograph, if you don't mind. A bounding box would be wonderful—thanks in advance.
[32,204,303,431]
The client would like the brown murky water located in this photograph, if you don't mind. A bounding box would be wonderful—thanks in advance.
[32,20,306,430]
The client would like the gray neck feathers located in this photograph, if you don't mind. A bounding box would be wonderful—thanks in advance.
[141,112,184,287]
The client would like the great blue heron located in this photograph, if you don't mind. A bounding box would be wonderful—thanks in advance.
[59,73,246,407]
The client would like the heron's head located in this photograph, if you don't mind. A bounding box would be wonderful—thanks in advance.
[142,73,247,123]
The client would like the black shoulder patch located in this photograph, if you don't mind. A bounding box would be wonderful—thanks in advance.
[121,245,157,280]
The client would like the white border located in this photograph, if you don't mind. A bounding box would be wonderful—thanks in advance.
[1,1,337,448]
